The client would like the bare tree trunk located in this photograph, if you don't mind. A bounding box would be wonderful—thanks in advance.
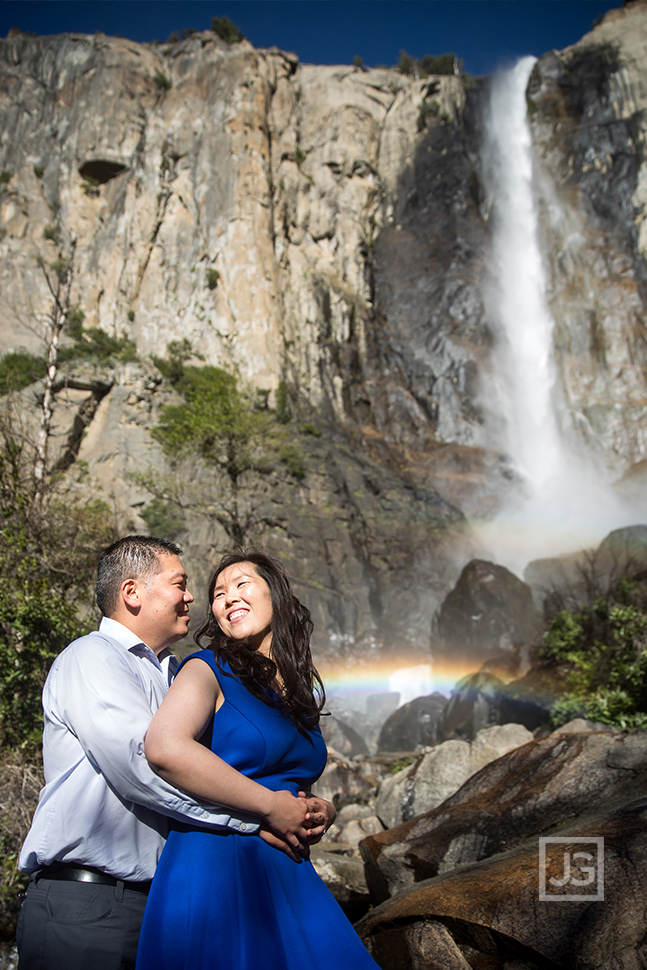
[34,236,76,495]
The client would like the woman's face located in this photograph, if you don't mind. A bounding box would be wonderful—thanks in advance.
[212,561,274,655]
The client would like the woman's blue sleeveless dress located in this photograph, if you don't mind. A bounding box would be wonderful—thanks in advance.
[135,652,379,970]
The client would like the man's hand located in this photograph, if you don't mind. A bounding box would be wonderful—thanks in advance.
[258,824,306,863]
[298,791,336,845]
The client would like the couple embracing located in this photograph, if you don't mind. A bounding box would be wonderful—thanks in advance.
[17,535,380,969]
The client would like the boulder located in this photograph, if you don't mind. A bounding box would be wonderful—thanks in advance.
[377,693,448,752]
[319,715,370,759]
[432,559,544,672]
[313,756,375,807]
[375,723,533,830]
[525,524,647,612]
[360,728,647,903]
[358,726,647,967]
[439,666,556,740]
[596,524,647,581]
[358,792,647,969]
[309,843,372,920]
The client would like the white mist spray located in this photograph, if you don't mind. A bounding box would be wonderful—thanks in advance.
[478,57,632,575]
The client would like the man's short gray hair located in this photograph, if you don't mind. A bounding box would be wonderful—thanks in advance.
[96,535,182,617]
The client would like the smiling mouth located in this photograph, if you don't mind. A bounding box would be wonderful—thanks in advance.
[228,609,249,622]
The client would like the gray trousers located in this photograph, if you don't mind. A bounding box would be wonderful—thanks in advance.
[16,876,148,970]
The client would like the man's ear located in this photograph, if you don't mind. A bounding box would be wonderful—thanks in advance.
[121,578,140,610]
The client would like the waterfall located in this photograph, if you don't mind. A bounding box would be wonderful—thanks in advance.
[483,57,566,490]
[477,57,631,575]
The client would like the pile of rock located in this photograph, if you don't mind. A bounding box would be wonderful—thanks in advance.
[312,717,647,969]
[355,723,647,969]
[312,722,535,920]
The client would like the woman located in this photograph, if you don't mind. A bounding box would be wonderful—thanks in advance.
[135,552,380,970]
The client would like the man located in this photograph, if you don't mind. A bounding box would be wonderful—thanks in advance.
[17,536,334,970]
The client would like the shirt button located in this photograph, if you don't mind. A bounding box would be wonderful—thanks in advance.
[240,823,247,831]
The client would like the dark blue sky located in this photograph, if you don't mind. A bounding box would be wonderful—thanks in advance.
[0,1,623,76]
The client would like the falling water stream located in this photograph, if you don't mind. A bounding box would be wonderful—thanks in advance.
[328,57,641,710]
[482,57,566,490]
[476,57,634,576]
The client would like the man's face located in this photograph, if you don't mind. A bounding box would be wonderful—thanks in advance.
[137,553,194,653]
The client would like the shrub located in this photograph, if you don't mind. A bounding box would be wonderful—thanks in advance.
[0,752,42,937]
[542,576,647,729]
[153,71,172,90]
[152,365,273,474]
[275,380,290,424]
[150,363,287,545]
[152,338,196,385]
[33,165,44,179]
[390,756,414,774]
[397,50,415,76]
[211,16,244,44]
[419,53,458,76]
[0,351,45,395]
[0,171,12,186]
[278,442,305,479]
[43,222,61,244]
[148,355,311,545]
[81,175,100,197]
[0,415,117,929]
[58,328,137,365]
[206,267,220,289]
[398,51,460,79]
[0,568,87,747]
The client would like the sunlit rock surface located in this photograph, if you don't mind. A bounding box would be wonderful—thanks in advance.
[1,1,646,662]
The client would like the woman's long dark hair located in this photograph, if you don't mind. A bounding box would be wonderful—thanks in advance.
[194,551,326,734]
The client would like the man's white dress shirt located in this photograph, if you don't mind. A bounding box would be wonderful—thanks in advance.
[20,617,256,881]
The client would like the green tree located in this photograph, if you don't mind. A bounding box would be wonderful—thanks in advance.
[0,405,117,749]
[0,431,114,932]
[141,353,306,546]
[151,365,276,546]
[211,16,244,44]
[397,50,415,76]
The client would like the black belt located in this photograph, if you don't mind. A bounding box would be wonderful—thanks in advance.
[38,863,152,895]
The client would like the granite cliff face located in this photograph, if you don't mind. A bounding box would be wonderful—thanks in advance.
[1,2,646,666]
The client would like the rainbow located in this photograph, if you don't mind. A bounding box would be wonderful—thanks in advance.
[316,658,481,708]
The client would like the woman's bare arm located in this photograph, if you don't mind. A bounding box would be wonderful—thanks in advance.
[145,658,309,851]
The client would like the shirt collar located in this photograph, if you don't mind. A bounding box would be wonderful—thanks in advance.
[98,616,160,663]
